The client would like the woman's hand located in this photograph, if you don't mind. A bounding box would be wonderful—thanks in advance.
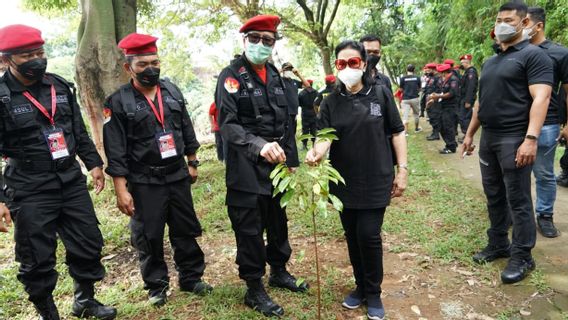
[305,149,323,166]
[391,168,407,198]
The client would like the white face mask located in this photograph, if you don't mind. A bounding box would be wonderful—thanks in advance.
[338,68,363,88]
[522,26,535,40]
[494,22,522,43]
[283,71,294,78]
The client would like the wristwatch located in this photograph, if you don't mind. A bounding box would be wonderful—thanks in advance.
[525,134,538,140]
[188,159,200,168]
[397,164,408,170]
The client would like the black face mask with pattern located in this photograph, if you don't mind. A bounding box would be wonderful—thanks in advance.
[13,58,47,81]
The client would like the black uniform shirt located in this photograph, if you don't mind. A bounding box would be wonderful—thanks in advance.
[216,55,295,201]
[538,40,568,125]
[103,80,200,184]
[460,66,478,105]
[298,87,318,121]
[373,72,393,93]
[478,40,554,136]
[282,77,302,115]
[314,85,334,107]
[399,74,421,99]
[440,74,460,108]
[0,71,103,192]
[318,85,404,209]
[424,75,438,95]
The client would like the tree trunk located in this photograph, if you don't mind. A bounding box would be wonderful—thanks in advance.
[75,0,136,156]
[318,44,333,75]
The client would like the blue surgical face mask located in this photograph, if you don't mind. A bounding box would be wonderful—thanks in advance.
[245,41,273,65]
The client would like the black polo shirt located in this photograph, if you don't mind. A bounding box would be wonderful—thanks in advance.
[478,40,554,136]
[373,72,393,93]
[282,77,302,115]
[317,85,404,209]
[399,74,421,99]
[537,40,568,125]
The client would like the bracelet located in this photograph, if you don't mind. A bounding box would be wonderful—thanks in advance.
[525,134,538,140]
[397,164,408,170]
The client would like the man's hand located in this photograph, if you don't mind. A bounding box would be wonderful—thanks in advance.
[560,126,568,141]
[116,190,135,217]
[90,167,105,195]
[0,203,11,233]
[460,135,476,159]
[465,102,472,109]
[391,169,407,198]
[516,139,538,168]
[305,149,323,166]
[293,68,300,76]
[189,165,198,183]
[260,142,286,164]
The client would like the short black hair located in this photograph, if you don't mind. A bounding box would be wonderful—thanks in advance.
[407,64,415,72]
[499,2,528,18]
[527,7,546,27]
[359,34,382,46]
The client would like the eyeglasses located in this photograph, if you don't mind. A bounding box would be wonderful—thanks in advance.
[334,57,363,71]
[246,33,276,47]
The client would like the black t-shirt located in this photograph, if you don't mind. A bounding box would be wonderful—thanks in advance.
[298,88,318,120]
[373,72,393,93]
[317,85,404,209]
[478,40,554,136]
[538,40,568,125]
[282,77,302,115]
[399,74,421,99]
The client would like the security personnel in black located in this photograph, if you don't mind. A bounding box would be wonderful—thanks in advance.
[215,14,307,317]
[314,74,336,111]
[431,63,459,153]
[458,54,478,136]
[424,64,442,140]
[360,34,393,93]
[298,79,318,149]
[281,62,310,166]
[103,33,211,307]
[0,24,116,320]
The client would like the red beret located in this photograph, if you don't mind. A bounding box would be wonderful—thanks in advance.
[118,33,158,56]
[490,29,496,40]
[443,59,455,66]
[307,79,314,85]
[324,74,336,84]
[240,15,281,34]
[0,24,44,54]
[460,54,472,61]
[437,64,451,73]
[425,63,437,69]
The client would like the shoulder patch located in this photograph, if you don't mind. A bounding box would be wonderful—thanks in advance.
[136,101,147,111]
[103,107,112,124]
[224,77,240,93]
[56,95,68,103]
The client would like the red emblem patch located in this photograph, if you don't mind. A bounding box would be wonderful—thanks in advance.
[224,77,240,93]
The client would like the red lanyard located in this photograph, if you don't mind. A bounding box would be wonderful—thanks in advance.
[143,86,166,130]
[23,85,57,126]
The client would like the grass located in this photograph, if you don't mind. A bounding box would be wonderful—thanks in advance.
[0,135,546,319]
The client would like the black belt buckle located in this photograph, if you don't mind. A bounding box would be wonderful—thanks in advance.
[149,166,167,176]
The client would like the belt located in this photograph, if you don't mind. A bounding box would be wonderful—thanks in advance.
[128,158,185,176]
[7,155,76,172]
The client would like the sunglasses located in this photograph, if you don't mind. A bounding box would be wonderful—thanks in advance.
[246,33,276,47]
[334,57,363,71]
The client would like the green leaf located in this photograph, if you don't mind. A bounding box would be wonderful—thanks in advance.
[295,250,306,263]
[298,133,313,141]
[329,194,344,212]
[278,176,292,193]
[316,127,337,135]
[280,189,295,208]
[298,197,305,210]
[272,170,286,188]
[312,183,321,195]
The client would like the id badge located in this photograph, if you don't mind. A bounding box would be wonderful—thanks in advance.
[156,131,178,159]
[43,127,70,160]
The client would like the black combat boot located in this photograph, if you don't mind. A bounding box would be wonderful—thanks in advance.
[268,267,309,293]
[70,282,117,319]
[33,295,60,320]
[557,170,568,187]
[244,279,284,317]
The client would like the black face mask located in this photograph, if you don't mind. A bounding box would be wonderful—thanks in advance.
[134,67,160,87]
[367,55,381,69]
[13,58,47,81]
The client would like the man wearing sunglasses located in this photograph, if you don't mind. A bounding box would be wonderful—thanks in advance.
[215,14,307,317]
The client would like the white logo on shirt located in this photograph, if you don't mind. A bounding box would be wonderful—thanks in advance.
[370,103,382,116]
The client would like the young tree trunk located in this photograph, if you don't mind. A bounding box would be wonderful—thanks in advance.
[318,44,333,75]
[75,0,136,156]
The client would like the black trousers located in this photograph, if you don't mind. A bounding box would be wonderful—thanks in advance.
[129,178,204,294]
[441,106,458,151]
[285,115,300,167]
[301,118,317,148]
[5,178,104,303]
[479,131,536,259]
[228,194,292,281]
[340,208,386,299]
[458,100,472,135]
[427,103,442,135]
[214,131,224,162]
